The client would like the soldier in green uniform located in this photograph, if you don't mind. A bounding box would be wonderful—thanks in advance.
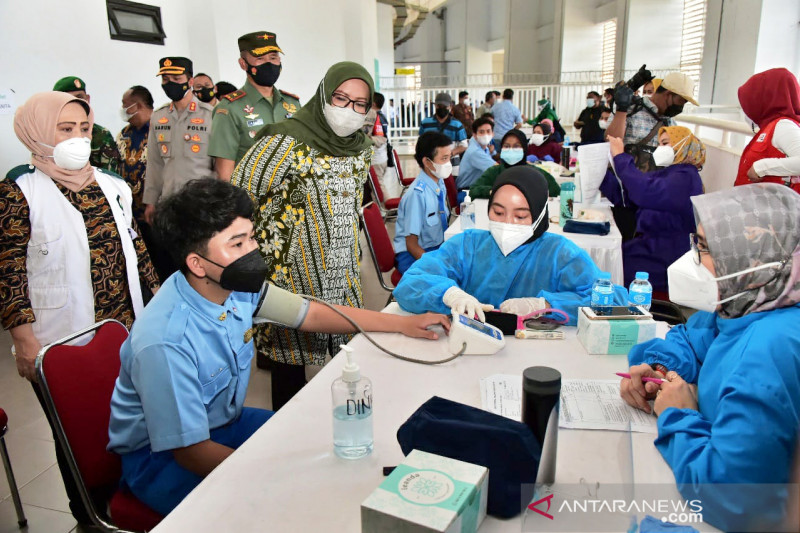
[209,31,301,181]
[53,76,122,173]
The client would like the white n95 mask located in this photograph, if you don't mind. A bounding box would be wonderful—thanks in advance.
[652,145,675,167]
[40,137,92,170]
[488,201,548,256]
[429,160,452,180]
[322,103,365,137]
[476,134,493,147]
[530,133,546,146]
[667,250,785,312]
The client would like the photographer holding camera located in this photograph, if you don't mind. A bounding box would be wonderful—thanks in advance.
[606,66,698,172]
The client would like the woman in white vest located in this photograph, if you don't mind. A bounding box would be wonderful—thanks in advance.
[0,91,159,525]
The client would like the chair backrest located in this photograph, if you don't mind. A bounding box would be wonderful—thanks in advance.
[368,166,387,206]
[360,202,396,274]
[443,175,459,215]
[393,149,405,182]
[37,320,129,491]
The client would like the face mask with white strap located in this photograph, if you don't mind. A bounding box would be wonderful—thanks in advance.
[489,200,548,256]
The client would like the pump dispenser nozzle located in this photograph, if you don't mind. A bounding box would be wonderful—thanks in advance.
[340,345,360,383]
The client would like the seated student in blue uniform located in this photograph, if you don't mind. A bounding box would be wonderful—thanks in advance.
[394,166,627,325]
[456,116,497,190]
[393,132,453,274]
[620,183,800,532]
[107,178,449,516]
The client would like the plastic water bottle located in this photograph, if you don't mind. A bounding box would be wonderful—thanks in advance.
[591,272,614,313]
[628,272,653,310]
[460,191,475,230]
[331,345,373,459]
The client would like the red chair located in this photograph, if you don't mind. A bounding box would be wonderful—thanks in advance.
[368,166,401,219]
[36,320,163,532]
[0,407,26,528]
[443,175,460,217]
[392,149,414,188]
[360,201,403,305]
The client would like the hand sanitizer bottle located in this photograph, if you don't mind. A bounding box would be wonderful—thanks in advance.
[460,191,475,230]
[331,345,373,459]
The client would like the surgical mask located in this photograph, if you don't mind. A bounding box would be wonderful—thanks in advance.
[427,160,452,180]
[40,137,91,170]
[598,119,609,130]
[199,249,269,293]
[323,103,365,137]
[463,98,471,106]
[488,202,547,256]
[530,133,546,146]
[119,103,137,122]
[194,87,216,103]
[652,145,675,167]
[586,98,596,108]
[245,60,281,87]
[435,107,450,119]
[162,81,189,102]
[667,250,785,313]
[476,134,492,147]
[500,148,524,165]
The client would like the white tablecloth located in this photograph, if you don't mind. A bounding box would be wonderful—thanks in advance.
[151,306,714,532]
[445,198,625,285]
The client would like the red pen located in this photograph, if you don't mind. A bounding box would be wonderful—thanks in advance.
[616,372,664,384]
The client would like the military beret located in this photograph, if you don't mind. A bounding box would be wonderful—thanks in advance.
[53,76,87,93]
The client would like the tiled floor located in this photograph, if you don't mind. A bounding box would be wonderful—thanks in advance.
[0,219,401,532]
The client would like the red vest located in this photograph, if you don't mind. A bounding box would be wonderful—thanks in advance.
[735,117,800,193]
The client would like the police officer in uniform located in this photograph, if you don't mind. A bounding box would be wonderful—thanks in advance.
[144,56,215,279]
[209,31,301,181]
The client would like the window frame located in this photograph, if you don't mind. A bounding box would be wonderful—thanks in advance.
[107,0,166,45]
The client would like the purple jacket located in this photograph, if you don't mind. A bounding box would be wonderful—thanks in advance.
[600,153,703,292]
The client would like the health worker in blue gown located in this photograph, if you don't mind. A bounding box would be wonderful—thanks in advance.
[620,183,800,533]
[393,165,627,325]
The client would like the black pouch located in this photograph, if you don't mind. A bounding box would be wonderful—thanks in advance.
[397,396,541,518]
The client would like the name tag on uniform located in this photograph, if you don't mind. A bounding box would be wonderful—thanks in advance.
[247,119,264,128]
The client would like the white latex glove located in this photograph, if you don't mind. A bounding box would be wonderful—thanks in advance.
[442,286,494,322]
[499,297,548,316]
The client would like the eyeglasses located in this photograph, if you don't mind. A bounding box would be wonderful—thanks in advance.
[331,92,369,114]
[689,233,710,265]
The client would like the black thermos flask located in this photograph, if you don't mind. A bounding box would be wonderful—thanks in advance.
[522,366,562,485]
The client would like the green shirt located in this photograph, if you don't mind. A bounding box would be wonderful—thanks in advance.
[469,163,561,199]
[91,123,121,173]
[208,80,301,163]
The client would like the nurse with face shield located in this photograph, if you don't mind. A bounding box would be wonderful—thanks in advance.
[620,183,800,532]
[393,166,628,325]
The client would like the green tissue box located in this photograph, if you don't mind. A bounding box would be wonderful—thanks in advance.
[576,307,657,355]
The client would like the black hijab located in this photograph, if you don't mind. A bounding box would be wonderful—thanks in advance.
[488,165,550,241]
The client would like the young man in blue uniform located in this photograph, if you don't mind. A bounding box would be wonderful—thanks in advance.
[393,132,453,274]
[107,178,448,515]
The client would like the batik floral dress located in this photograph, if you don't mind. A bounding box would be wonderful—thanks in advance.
[232,134,372,366]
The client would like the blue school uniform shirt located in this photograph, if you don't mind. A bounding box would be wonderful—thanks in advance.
[457,137,496,189]
[491,100,523,140]
[108,272,261,454]
[393,171,448,253]
[418,115,467,143]
[628,304,800,532]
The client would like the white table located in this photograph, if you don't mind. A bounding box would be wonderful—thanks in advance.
[151,307,715,532]
[445,199,625,285]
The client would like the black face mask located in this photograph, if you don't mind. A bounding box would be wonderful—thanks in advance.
[245,60,281,87]
[435,107,450,119]
[194,87,216,103]
[162,81,189,102]
[199,249,268,293]
[662,94,685,117]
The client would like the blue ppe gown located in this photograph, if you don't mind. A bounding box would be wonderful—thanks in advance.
[628,304,800,532]
[393,229,627,325]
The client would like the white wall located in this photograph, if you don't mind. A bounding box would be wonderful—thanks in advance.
[394,13,445,79]
[376,3,397,85]
[506,0,563,77]
[561,0,604,72]
[0,0,384,174]
[624,0,683,70]
[754,0,800,75]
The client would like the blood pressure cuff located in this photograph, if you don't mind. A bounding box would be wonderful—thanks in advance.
[253,283,310,328]
[396,396,541,518]
[563,219,611,235]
